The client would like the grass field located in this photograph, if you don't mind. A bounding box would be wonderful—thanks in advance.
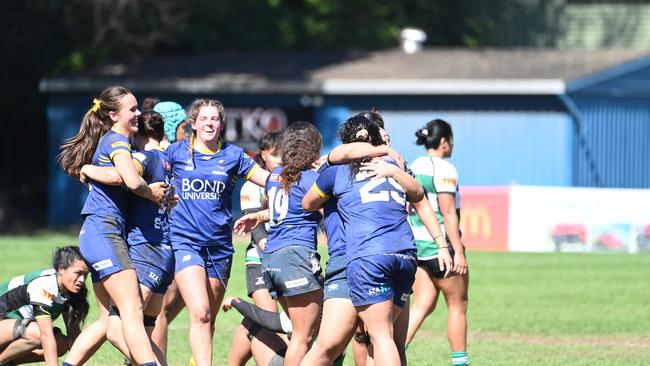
[1,234,649,365]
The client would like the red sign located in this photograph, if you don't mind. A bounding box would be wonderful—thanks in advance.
[459,186,510,251]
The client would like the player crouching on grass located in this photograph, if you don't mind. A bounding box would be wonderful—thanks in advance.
[0,246,89,366]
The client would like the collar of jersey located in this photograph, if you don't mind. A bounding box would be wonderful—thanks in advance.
[110,126,129,138]
[193,139,222,155]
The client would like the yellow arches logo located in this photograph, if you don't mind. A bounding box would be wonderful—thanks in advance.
[460,205,492,239]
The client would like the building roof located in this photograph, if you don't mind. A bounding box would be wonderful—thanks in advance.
[40,48,650,95]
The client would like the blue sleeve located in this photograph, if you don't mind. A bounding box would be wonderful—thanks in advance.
[236,147,258,179]
[104,133,132,161]
[165,141,183,165]
[313,166,336,199]
[132,151,149,178]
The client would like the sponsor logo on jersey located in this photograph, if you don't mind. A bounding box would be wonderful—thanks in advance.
[269,174,281,182]
[442,177,457,186]
[284,277,308,289]
[41,290,55,301]
[181,178,226,200]
[184,159,194,170]
[92,259,114,271]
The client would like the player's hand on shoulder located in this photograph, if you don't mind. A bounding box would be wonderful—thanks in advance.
[360,158,401,179]
[387,148,406,170]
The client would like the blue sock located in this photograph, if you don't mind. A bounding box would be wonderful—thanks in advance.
[139,363,157,366]
[62,363,75,366]
[452,351,469,366]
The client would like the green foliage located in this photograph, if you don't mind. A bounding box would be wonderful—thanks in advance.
[1,235,649,365]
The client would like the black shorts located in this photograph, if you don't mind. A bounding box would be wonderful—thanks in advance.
[418,247,455,279]
[246,263,269,297]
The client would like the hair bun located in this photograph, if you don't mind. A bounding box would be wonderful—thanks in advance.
[355,129,369,141]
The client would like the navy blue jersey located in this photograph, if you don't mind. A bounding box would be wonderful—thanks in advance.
[317,163,346,258]
[166,140,258,252]
[127,148,172,246]
[81,130,131,218]
[313,162,415,262]
[264,166,322,253]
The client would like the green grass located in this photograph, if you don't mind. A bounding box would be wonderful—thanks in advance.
[1,234,649,365]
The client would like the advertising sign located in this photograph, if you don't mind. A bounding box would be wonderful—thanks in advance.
[459,186,510,251]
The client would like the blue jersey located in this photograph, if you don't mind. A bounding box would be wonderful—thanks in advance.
[317,163,346,258]
[166,140,258,252]
[313,162,415,262]
[264,166,322,253]
[127,148,171,246]
[81,130,132,218]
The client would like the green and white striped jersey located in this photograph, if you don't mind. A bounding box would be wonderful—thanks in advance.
[0,268,68,320]
[408,155,460,259]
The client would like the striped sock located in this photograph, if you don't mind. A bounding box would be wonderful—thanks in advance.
[452,351,469,365]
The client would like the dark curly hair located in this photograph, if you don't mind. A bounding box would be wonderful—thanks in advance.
[356,108,384,129]
[279,122,322,192]
[338,115,383,178]
[415,119,453,150]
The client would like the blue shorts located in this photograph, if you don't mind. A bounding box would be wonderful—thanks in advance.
[173,242,233,280]
[130,243,175,294]
[323,254,349,301]
[262,245,323,298]
[79,215,134,283]
[347,250,417,308]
